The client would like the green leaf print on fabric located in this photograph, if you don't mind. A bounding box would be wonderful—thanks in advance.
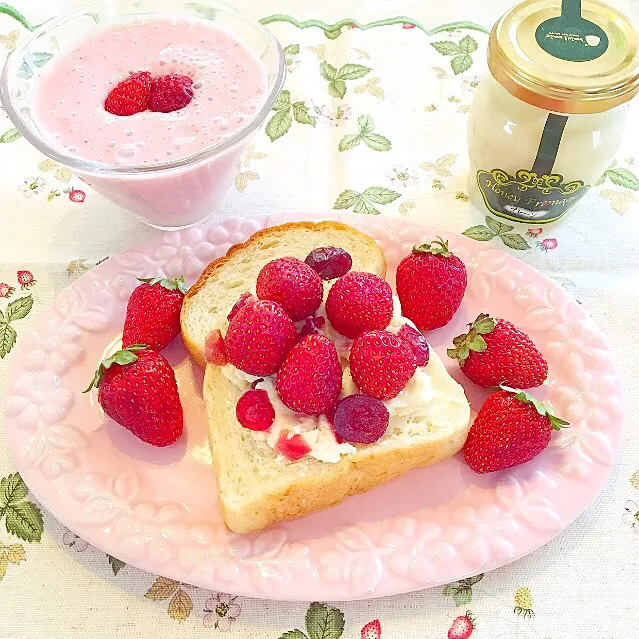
[0,473,29,505]
[333,186,400,215]
[0,473,44,542]
[337,63,371,80]
[284,44,300,55]
[108,554,126,575]
[363,186,400,204]
[5,295,34,321]
[602,167,639,190]
[0,323,17,358]
[0,128,22,143]
[463,217,531,250]
[0,294,34,358]
[266,90,315,141]
[5,502,44,542]
[501,234,532,250]
[362,133,391,151]
[443,575,484,606]
[431,41,460,55]
[292,101,315,124]
[338,134,361,151]
[278,603,345,639]
[328,79,347,99]
[306,602,345,639]
[431,35,478,74]
[338,115,391,153]
[485,217,514,235]
[324,28,342,40]
[462,225,496,241]
[185,2,216,19]
[320,61,371,99]
[334,190,362,209]
[17,51,53,78]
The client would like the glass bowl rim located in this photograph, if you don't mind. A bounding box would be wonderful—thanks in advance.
[0,0,286,175]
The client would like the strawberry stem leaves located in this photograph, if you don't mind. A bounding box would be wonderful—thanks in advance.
[413,237,453,257]
[84,344,148,393]
[500,386,569,430]
[447,313,496,364]
[137,275,187,295]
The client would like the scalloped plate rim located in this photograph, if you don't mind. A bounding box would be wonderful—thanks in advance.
[3,211,623,601]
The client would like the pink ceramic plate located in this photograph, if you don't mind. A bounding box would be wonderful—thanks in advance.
[4,212,622,601]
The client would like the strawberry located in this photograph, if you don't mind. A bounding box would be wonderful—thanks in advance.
[325,272,393,339]
[225,300,297,376]
[104,71,152,116]
[236,389,274,431]
[350,330,417,400]
[276,334,342,414]
[448,611,475,639]
[227,292,256,323]
[361,620,382,639]
[16,270,35,289]
[463,388,568,473]
[396,238,467,331]
[84,345,183,447]
[256,257,323,321]
[397,323,429,366]
[148,74,194,113]
[205,329,228,365]
[0,282,15,298]
[275,431,311,461]
[68,189,86,203]
[122,276,187,352]
[448,313,548,388]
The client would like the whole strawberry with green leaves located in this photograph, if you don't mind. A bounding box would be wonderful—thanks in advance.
[448,313,547,388]
[463,387,568,473]
[396,238,467,331]
[122,275,187,352]
[84,345,183,447]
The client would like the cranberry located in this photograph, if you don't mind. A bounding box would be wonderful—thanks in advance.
[227,292,255,323]
[304,246,353,280]
[398,324,430,366]
[235,389,274,431]
[324,404,345,443]
[205,329,228,365]
[297,315,327,341]
[275,431,311,461]
[332,395,389,444]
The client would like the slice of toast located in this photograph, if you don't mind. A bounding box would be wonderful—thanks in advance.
[181,221,386,367]
[205,351,471,534]
[183,221,471,534]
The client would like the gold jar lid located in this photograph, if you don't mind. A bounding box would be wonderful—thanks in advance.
[488,0,639,114]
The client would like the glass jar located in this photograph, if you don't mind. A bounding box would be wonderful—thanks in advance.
[468,0,639,227]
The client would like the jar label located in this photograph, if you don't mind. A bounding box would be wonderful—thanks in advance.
[476,168,589,224]
[476,111,590,224]
[535,0,609,62]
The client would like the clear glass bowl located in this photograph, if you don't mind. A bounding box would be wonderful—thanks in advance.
[0,0,285,229]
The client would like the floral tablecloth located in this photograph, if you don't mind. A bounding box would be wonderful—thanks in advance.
[1,0,639,637]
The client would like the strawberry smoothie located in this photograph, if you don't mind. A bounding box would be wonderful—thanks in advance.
[29,15,273,227]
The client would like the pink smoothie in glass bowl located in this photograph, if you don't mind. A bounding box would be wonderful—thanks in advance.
[1,0,285,229]
[33,17,267,167]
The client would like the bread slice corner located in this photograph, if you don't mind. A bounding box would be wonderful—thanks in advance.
[204,350,470,535]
